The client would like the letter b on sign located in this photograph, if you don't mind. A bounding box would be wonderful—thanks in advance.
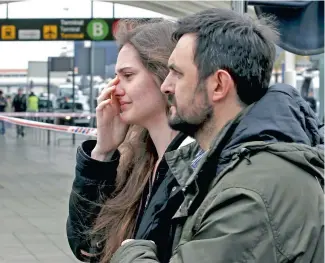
[87,19,109,41]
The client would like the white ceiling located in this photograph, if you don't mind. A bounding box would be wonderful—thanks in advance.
[0,0,256,18]
[110,1,232,17]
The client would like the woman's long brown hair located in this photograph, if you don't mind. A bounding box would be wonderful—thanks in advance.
[90,19,177,263]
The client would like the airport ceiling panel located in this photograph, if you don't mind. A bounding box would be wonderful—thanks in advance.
[109,1,232,17]
[0,0,237,18]
[0,0,256,18]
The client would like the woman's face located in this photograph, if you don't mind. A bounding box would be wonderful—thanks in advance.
[115,43,167,126]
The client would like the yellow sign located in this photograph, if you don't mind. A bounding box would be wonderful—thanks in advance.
[1,25,16,40]
[43,25,58,40]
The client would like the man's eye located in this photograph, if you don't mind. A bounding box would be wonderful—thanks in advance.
[171,70,182,79]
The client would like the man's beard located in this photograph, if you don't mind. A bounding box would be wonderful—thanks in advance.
[166,88,213,137]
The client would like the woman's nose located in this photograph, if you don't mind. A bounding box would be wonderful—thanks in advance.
[114,83,126,97]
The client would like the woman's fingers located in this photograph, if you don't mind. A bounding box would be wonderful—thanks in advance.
[98,86,116,104]
[96,99,112,112]
[109,76,119,86]
[110,89,119,105]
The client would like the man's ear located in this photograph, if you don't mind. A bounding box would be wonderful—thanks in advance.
[208,70,234,102]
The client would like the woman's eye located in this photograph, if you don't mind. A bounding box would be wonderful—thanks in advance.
[124,73,133,79]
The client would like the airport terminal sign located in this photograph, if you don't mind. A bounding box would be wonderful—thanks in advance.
[0,18,119,41]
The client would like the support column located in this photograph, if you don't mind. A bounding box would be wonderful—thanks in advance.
[231,0,246,14]
[284,51,296,87]
[6,2,9,18]
[89,0,95,127]
[318,55,324,121]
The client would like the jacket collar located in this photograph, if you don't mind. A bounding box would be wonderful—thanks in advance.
[165,104,255,189]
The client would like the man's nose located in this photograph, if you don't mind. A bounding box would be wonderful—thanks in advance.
[161,75,174,95]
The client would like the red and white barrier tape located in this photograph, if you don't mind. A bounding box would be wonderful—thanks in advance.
[0,112,96,117]
[0,115,97,137]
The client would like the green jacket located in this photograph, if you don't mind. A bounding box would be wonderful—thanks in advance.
[27,95,39,111]
[110,85,324,263]
[110,143,324,263]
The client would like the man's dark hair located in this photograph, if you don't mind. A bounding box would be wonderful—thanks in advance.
[172,8,279,105]
[0,90,2,95]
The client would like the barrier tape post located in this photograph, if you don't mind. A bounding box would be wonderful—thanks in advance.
[72,57,76,146]
[47,59,51,146]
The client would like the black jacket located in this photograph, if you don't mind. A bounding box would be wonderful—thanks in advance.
[0,96,7,112]
[12,94,26,112]
[66,132,193,262]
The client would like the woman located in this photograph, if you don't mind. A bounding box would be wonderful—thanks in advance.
[67,19,196,263]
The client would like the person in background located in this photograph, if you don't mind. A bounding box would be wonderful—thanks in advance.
[27,91,39,113]
[12,88,27,137]
[5,94,12,129]
[5,95,12,112]
[27,91,39,122]
[0,90,7,135]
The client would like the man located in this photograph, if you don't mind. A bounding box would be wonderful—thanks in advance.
[110,8,324,263]
[12,88,27,137]
[0,90,7,134]
[27,91,39,113]
[27,91,39,122]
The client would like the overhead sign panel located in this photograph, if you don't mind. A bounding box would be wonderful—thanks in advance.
[49,57,73,72]
[0,18,119,41]
[18,29,41,40]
